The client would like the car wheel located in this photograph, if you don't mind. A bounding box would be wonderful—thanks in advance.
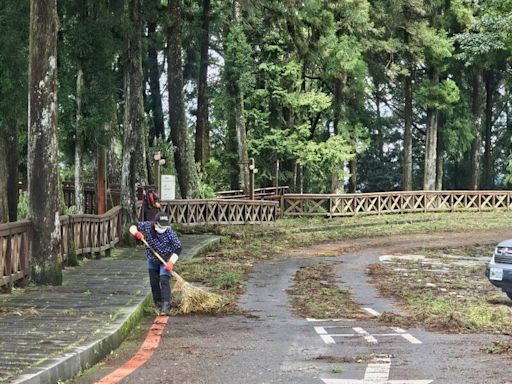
[506,292,512,301]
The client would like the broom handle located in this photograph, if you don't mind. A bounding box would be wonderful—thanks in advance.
[140,238,166,264]
[139,237,183,281]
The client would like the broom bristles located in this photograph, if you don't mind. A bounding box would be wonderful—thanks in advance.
[172,272,224,314]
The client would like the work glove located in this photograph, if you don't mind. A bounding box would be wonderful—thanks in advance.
[134,231,144,241]
[164,262,174,272]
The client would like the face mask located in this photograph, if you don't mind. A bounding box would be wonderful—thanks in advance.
[155,226,167,234]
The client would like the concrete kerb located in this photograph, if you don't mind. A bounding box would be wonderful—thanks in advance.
[179,235,221,261]
[12,294,152,384]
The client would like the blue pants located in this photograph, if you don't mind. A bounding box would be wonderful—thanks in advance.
[148,268,171,305]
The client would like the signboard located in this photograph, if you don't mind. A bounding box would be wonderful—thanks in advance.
[160,175,176,200]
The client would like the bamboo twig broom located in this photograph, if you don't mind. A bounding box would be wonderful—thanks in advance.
[129,226,224,314]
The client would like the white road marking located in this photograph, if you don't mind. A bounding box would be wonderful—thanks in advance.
[390,327,422,344]
[320,334,336,344]
[364,356,391,381]
[314,326,337,344]
[363,307,381,316]
[314,324,422,345]
[307,318,354,322]
[398,333,422,344]
[320,356,433,384]
[353,327,378,344]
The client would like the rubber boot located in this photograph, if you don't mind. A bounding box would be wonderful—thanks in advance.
[159,301,171,316]
[155,300,162,312]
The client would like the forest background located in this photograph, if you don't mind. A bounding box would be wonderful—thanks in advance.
[1,0,512,234]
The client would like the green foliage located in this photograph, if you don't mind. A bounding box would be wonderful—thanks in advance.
[58,0,122,168]
[443,100,474,160]
[505,156,512,186]
[297,134,354,181]
[17,191,28,220]
[0,0,29,134]
[225,24,254,93]
[415,79,460,110]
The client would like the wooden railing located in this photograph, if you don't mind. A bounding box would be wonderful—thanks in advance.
[216,186,289,200]
[158,199,279,225]
[59,206,122,261]
[62,182,121,214]
[0,220,31,289]
[278,191,512,217]
[0,206,122,289]
[2,198,278,288]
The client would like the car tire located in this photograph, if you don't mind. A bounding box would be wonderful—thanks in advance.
[506,292,512,301]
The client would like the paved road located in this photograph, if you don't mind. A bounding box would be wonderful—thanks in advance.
[76,230,512,384]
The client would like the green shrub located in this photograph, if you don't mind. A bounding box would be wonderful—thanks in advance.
[17,191,29,219]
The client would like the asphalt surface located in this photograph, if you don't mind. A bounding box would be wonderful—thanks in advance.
[84,230,512,384]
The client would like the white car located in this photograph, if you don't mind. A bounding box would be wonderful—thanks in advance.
[486,239,512,300]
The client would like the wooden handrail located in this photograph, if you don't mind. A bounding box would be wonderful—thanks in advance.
[1,198,278,288]
[0,206,123,290]
[280,190,512,217]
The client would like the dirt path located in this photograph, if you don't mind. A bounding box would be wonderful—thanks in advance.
[78,229,512,384]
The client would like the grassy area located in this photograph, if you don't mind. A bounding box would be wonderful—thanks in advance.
[368,245,512,335]
[287,263,367,319]
[175,211,512,315]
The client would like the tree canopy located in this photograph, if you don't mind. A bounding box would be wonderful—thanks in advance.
[1,0,512,225]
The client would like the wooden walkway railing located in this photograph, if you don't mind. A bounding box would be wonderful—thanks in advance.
[0,220,31,289]
[0,206,122,290]
[278,191,512,217]
[2,199,277,288]
[216,186,289,200]
[8,189,508,288]
[157,199,279,225]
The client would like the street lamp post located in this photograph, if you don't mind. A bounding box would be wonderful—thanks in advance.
[153,151,166,196]
[249,158,258,200]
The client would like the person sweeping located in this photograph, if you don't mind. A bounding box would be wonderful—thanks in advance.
[130,212,181,316]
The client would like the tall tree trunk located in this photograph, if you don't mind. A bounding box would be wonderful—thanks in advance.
[97,142,107,214]
[331,75,347,194]
[423,69,438,190]
[233,1,250,194]
[28,0,62,284]
[7,123,19,222]
[403,72,413,190]
[195,0,210,169]
[107,110,121,186]
[483,70,493,189]
[121,0,144,228]
[168,0,199,198]
[74,69,84,213]
[0,135,10,222]
[130,21,148,186]
[146,1,165,143]
[235,91,250,193]
[348,151,357,193]
[435,119,444,190]
[469,70,482,190]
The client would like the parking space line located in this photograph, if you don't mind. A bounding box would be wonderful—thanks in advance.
[353,327,378,344]
[363,307,381,317]
[320,355,433,383]
[398,333,422,344]
[390,327,422,344]
[313,324,422,345]
[364,356,391,381]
